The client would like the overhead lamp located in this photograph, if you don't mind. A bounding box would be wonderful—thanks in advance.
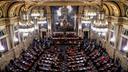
[31,9,40,17]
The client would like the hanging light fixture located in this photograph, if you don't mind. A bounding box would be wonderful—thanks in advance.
[92,0,108,27]
[18,1,36,34]
[82,6,97,29]
[31,9,40,17]
[93,12,108,27]
[19,1,34,26]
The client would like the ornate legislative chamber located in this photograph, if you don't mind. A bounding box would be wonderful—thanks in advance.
[0,0,128,72]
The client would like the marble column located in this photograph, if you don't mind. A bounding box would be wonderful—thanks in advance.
[5,19,12,50]
[113,17,123,62]
[46,6,52,37]
[78,6,83,38]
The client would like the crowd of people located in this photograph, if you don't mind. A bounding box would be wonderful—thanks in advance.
[31,46,62,72]
[2,38,52,72]
[82,39,125,72]
[67,46,97,72]
[2,37,126,72]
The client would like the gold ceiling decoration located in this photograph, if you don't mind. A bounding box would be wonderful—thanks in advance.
[13,0,104,6]
[0,0,125,18]
[16,0,100,1]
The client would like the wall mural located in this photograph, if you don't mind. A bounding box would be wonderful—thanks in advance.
[51,6,78,32]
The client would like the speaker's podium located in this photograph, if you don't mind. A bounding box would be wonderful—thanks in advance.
[52,32,82,45]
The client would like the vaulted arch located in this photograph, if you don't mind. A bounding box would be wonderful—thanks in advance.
[0,1,11,17]
[104,1,121,17]
[8,2,23,17]
[103,4,110,16]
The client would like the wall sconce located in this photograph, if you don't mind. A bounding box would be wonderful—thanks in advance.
[0,41,5,52]
[14,36,19,42]
[110,36,115,42]
[48,25,51,30]
[79,24,82,30]
[123,42,128,52]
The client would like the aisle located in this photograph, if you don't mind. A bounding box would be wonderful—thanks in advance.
[59,45,68,72]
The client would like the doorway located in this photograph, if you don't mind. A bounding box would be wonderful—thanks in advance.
[84,31,89,39]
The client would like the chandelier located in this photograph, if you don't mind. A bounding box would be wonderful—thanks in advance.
[31,9,40,17]
[84,6,97,20]
[81,6,97,27]
[19,1,33,26]
[92,10,108,27]
[31,7,44,18]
